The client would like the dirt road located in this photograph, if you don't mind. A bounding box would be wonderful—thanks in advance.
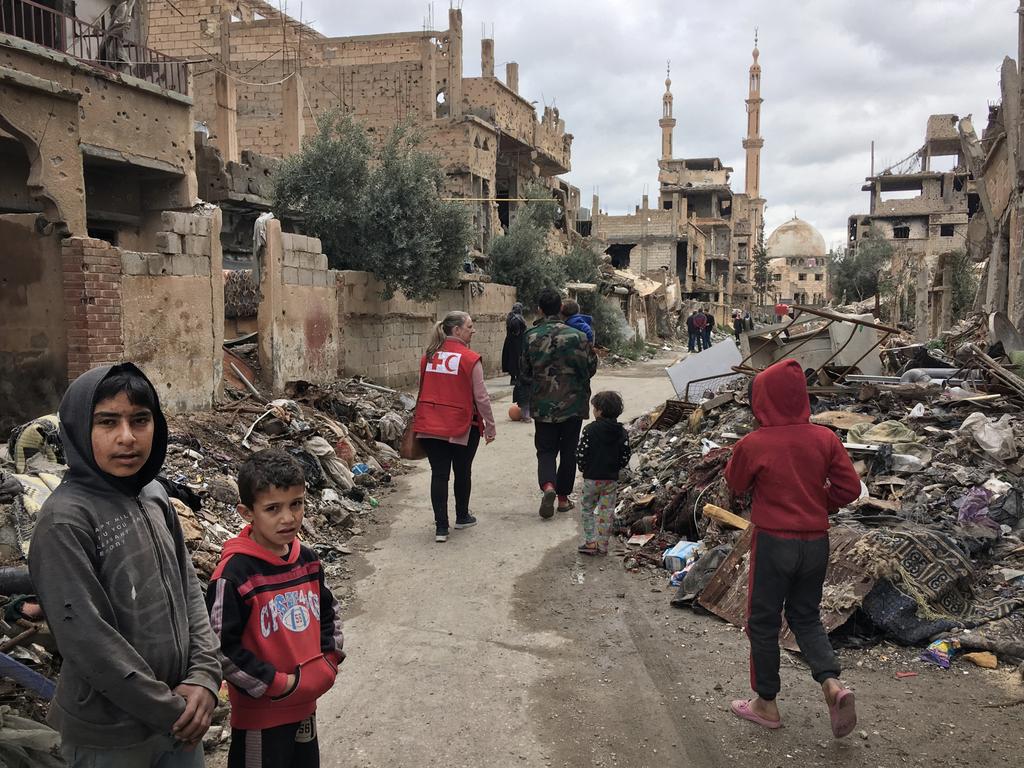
[318,356,1024,768]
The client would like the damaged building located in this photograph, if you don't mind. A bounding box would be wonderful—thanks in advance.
[962,5,1024,331]
[0,0,207,431]
[766,216,830,307]
[847,114,976,339]
[589,43,766,322]
[147,0,576,256]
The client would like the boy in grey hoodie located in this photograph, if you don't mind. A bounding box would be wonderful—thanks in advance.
[29,363,222,767]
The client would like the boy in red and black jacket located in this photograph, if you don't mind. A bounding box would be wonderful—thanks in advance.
[207,449,344,767]
[724,359,861,738]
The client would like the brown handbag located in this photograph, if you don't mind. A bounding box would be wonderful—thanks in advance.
[399,419,426,460]
[399,375,427,460]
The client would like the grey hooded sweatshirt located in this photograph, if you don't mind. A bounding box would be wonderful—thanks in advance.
[28,363,221,748]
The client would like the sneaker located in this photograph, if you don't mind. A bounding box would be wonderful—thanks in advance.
[539,488,556,519]
[435,528,449,542]
[454,514,477,529]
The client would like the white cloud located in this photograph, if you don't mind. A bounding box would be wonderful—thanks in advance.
[285,0,1019,246]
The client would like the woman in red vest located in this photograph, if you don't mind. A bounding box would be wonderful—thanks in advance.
[413,311,497,542]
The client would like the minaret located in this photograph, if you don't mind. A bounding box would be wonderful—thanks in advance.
[659,62,676,161]
[742,34,764,201]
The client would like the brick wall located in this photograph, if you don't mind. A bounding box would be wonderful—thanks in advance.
[63,238,124,379]
[61,211,224,411]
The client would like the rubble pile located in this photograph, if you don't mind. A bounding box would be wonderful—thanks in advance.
[0,374,415,738]
[613,312,1024,672]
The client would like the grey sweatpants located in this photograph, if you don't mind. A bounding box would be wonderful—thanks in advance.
[746,529,840,700]
[60,734,204,768]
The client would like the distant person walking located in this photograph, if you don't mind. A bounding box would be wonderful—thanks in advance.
[703,309,715,349]
[501,302,530,421]
[519,288,598,519]
[413,311,496,543]
[733,310,744,341]
[686,311,699,353]
[692,310,707,352]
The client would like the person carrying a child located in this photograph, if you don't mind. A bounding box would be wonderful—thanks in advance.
[723,358,861,738]
[560,299,595,344]
[575,391,631,555]
[207,449,345,768]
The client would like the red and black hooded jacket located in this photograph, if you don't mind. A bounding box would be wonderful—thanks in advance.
[724,359,861,535]
[206,526,345,730]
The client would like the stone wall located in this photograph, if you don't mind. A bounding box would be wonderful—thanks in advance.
[258,222,340,391]
[0,215,67,432]
[60,211,224,413]
[335,273,516,388]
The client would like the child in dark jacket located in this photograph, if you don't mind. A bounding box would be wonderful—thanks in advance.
[575,391,631,555]
[723,359,861,738]
[207,449,345,768]
[560,299,595,344]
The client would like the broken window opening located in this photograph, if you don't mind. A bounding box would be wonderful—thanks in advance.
[879,187,923,202]
[940,223,955,237]
[435,88,449,118]
[798,273,807,281]
[893,225,910,239]
[607,243,635,270]
[675,241,687,276]
[967,193,981,218]
[663,200,673,210]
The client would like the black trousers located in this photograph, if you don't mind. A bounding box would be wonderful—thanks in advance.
[229,715,319,768]
[747,529,840,701]
[421,428,480,530]
[534,418,583,496]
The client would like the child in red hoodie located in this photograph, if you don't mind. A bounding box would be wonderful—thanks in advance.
[207,449,344,767]
[723,359,861,738]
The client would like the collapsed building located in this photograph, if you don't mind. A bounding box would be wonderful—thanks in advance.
[962,5,1024,331]
[147,0,577,257]
[847,114,975,339]
[589,43,766,323]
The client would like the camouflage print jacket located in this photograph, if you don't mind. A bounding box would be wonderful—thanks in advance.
[519,316,599,423]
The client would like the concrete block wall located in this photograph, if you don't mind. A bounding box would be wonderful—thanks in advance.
[258,222,340,390]
[61,211,224,412]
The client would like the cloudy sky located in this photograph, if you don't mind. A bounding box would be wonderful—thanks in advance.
[290,0,1018,248]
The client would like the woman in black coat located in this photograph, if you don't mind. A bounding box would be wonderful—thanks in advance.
[501,302,530,419]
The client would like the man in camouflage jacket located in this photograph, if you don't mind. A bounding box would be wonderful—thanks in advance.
[519,288,599,519]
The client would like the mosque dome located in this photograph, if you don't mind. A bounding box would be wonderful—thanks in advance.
[766,216,826,259]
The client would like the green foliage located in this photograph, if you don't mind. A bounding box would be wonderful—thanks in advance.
[272,111,472,301]
[829,226,892,303]
[752,218,772,305]
[272,111,370,269]
[561,241,602,284]
[948,248,979,322]
[487,181,566,308]
[584,294,629,350]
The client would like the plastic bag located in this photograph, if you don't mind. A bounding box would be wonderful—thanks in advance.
[958,412,1018,461]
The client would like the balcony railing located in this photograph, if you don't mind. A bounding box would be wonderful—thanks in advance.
[1,0,188,96]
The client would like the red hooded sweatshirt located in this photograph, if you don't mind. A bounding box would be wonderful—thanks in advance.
[724,359,861,535]
[206,526,344,729]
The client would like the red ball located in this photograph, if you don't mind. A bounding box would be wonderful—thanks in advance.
[508,404,522,421]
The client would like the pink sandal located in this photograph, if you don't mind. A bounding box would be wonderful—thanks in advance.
[828,689,857,738]
[730,699,782,730]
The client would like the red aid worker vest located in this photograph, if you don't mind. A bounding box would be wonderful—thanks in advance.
[413,339,481,437]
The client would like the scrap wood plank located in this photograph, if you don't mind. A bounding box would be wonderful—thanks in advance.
[702,503,750,530]
[698,526,875,651]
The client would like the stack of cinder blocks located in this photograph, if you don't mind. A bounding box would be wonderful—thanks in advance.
[122,212,215,277]
[281,233,332,287]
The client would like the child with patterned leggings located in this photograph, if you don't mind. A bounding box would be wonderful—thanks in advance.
[575,391,631,555]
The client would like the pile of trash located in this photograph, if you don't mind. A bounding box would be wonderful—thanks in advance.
[611,311,1024,674]
[0,373,416,746]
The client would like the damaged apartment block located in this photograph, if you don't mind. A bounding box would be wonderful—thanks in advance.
[147,0,577,257]
[848,114,976,339]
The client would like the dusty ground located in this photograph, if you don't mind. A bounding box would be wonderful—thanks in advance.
[224,354,1024,767]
